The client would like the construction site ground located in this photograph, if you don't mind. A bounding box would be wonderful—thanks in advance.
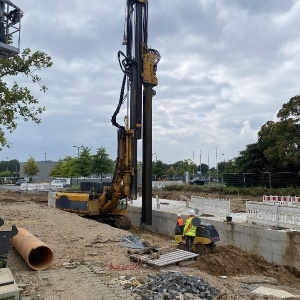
[0,189,299,300]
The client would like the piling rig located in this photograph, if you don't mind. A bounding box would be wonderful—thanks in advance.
[56,0,160,229]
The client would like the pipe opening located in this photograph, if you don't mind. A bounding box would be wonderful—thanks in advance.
[28,246,53,270]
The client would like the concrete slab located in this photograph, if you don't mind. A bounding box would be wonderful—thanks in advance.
[252,286,295,298]
[0,268,20,300]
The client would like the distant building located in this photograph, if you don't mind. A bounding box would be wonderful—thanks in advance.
[19,161,56,182]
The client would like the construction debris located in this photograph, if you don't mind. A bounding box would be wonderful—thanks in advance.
[132,271,218,300]
[120,235,147,249]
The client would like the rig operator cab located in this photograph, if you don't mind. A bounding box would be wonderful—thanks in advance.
[0,0,22,57]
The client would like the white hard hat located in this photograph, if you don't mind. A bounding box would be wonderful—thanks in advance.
[177,213,181,217]
[189,210,195,216]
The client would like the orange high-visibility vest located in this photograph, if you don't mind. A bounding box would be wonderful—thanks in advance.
[177,217,184,226]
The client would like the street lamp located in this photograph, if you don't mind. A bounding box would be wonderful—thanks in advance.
[73,145,80,185]
[192,150,195,179]
[222,154,225,183]
[199,150,202,178]
[216,147,218,184]
[152,152,157,162]
[208,148,212,182]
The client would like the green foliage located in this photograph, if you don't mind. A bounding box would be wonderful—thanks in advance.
[163,184,185,191]
[277,95,300,122]
[92,147,114,181]
[0,170,11,177]
[167,166,176,179]
[163,184,300,199]
[153,160,165,177]
[223,95,300,179]
[0,159,19,173]
[49,147,114,180]
[258,95,300,173]
[224,159,236,174]
[258,120,300,172]
[49,159,64,178]
[199,163,208,175]
[235,143,266,173]
[177,159,195,175]
[49,156,77,178]
[23,156,39,178]
[78,146,93,178]
[0,48,53,148]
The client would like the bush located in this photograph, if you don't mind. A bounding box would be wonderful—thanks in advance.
[161,184,300,198]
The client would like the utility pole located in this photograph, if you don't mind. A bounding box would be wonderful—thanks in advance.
[216,147,218,184]
[199,150,202,178]
[192,150,195,179]
[208,148,212,182]
[73,145,80,185]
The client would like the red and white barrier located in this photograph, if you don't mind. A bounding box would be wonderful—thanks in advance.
[263,195,300,205]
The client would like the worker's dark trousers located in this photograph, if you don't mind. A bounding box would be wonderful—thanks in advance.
[185,235,195,252]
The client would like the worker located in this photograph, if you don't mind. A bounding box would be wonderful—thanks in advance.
[183,209,197,252]
[176,213,185,227]
[176,213,185,234]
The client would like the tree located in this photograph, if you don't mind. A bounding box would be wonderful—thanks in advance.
[0,170,11,177]
[217,161,226,174]
[78,146,93,179]
[224,159,237,174]
[199,163,208,176]
[61,156,78,179]
[92,147,114,182]
[49,159,65,178]
[0,48,53,148]
[167,166,176,180]
[23,156,39,181]
[153,160,165,179]
[49,156,77,180]
[177,159,194,175]
[277,95,300,122]
[235,143,267,173]
[258,95,300,172]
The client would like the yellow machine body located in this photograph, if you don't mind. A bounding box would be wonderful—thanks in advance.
[175,223,220,256]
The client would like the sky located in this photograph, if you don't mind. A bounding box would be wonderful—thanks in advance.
[1,0,300,170]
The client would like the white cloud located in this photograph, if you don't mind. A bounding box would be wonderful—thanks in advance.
[1,0,299,170]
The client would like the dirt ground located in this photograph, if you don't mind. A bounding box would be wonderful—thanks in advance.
[0,189,299,300]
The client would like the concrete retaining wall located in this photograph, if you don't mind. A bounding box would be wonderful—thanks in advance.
[128,206,300,270]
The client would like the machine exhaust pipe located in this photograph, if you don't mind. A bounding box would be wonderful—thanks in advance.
[11,227,53,271]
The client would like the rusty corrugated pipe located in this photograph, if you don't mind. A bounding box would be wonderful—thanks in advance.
[11,227,53,271]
